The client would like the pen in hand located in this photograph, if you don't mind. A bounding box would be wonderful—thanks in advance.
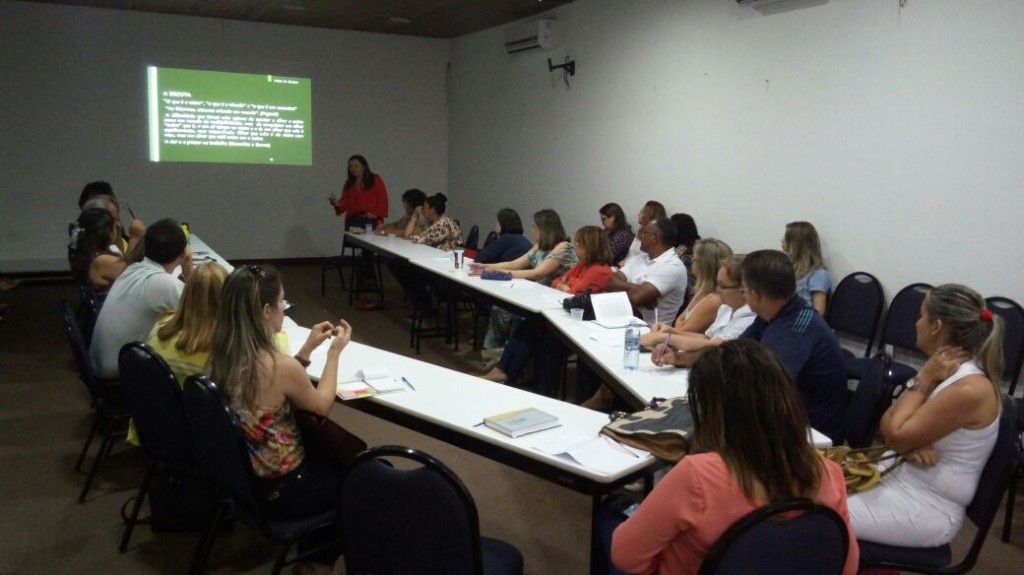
[656,334,671,366]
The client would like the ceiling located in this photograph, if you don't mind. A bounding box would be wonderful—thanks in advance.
[28,0,575,39]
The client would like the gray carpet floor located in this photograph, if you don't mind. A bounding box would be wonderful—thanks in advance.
[1,261,1021,574]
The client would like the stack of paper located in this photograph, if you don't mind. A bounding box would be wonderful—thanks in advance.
[532,430,649,474]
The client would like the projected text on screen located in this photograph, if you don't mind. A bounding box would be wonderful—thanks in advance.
[148,67,312,166]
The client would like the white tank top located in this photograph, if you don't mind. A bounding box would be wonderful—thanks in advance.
[900,360,999,508]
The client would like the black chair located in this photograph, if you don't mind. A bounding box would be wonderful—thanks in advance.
[465,225,480,250]
[826,271,884,359]
[61,300,131,503]
[117,341,204,552]
[845,351,895,448]
[698,497,850,575]
[859,394,1020,574]
[319,253,349,296]
[1001,396,1023,543]
[985,296,1024,397]
[482,231,498,249]
[181,375,340,575]
[339,445,524,575]
[75,279,103,345]
[850,283,933,387]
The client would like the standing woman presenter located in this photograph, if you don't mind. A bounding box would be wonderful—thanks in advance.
[328,154,388,230]
[328,154,388,288]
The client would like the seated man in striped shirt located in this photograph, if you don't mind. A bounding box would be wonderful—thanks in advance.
[738,249,848,444]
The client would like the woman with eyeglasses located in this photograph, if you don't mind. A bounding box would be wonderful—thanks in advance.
[483,226,613,395]
[606,340,858,575]
[599,203,633,265]
[209,265,351,574]
[640,254,755,368]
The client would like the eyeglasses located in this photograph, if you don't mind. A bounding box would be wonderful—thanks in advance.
[637,229,658,237]
[247,264,265,278]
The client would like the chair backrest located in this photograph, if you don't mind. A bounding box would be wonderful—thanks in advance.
[699,498,849,575]
[464,225,480,250]
[985,296,1024,395]
[826,272,885,357]
[75,279,102,344]
[877,282,932,355]
[957,394,1020,570]
[118,342,194,471]
[482,230,498,249]
[340,445,484,575]
[846,352,893,448]
[61,299,105,398]
[181,375,258,511]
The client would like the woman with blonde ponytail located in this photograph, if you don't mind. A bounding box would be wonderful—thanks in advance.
[848,283,1003,547]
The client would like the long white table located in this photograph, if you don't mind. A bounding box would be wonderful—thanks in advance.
[284,322,658,486]
[283,320,661,575]
[336,231,833,449]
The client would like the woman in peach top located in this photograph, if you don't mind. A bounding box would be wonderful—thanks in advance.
[608,340,858,575]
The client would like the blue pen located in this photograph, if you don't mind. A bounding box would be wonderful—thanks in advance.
[401,376,416,391]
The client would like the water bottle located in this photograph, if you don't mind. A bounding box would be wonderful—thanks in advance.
[623,320,640,371]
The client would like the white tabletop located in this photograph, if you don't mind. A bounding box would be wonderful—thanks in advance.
[542,307,690,405]
[339,233,831,449]
[282,323,658,484]
[171,234,233,277]
[344,231,451,261]
[410,255,568,315]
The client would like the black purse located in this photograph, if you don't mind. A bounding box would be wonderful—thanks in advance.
[561,289,596,320]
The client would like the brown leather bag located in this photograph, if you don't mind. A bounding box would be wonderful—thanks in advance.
[601,397,693,462]
[294,410,368,468]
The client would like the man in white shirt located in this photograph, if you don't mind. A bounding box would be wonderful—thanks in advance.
[641,255,756,367]
[89,219,191,378]
[619,200,667,267]
[605,218,688,326]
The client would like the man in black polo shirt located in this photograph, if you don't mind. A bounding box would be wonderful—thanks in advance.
[739,250,848,444]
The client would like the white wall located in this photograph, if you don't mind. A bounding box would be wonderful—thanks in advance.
[449,0,1024,303]
[0,1,449,270]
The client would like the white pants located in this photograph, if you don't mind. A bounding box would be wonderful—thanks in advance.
[848,473,962,547]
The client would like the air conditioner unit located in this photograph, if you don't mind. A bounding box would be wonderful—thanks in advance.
[736,0,791,5]
[504,20,558,55]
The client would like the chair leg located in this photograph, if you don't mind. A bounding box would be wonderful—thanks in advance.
[189,499,228,575]
[79,420,114,502]
[75,413,103,472]
[120,461,156,552]
[1003,470,1019,542]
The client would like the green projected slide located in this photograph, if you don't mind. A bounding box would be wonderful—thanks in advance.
[148,66,312,165]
